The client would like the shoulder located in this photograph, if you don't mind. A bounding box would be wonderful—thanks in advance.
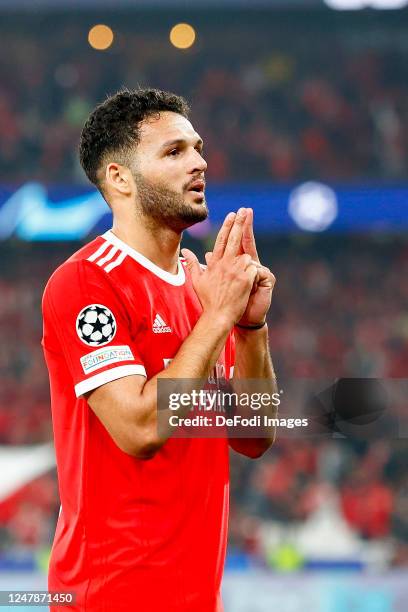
[68,231,127,273]
[43,233,124,306]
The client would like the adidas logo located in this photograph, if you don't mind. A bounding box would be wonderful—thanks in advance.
[152,314,172,334]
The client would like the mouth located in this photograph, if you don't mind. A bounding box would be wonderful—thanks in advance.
[187,179,205,195]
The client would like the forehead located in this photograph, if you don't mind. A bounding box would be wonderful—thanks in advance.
[138,111,200,149]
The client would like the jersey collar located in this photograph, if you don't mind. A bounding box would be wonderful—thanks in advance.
[102,230,186,286]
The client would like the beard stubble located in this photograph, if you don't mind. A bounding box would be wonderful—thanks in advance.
[133,172,208,232]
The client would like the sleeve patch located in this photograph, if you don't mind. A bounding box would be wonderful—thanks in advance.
[80,345,134,374]
[76,304,117,346]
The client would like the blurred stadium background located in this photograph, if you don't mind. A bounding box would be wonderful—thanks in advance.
[0,0,408,610]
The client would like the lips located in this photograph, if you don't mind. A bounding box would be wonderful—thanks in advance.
[188,179,205,193]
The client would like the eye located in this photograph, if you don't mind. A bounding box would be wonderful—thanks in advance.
[168,148,180,157]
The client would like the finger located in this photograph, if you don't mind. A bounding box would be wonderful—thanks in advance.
[204,252,213,266]
[241,208,259,262]
[211,212,236,262]
[247,262,258,284]
[236,253,253,269]
[224,208,247,258]
[180,248,203,281]
[256,266,276,288]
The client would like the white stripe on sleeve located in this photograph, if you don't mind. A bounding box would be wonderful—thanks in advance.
[104,251,127,273]
[87,241,110,262]
[96,246,118,267]
[75,364,147,397]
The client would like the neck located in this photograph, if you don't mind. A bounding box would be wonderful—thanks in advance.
[111,214,181,274]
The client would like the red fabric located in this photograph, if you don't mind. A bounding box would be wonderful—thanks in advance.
[42,232,234,611]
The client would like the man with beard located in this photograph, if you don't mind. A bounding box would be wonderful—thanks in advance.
[42,88,277,612]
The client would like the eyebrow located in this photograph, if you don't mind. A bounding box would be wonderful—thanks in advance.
[160,137,203,150]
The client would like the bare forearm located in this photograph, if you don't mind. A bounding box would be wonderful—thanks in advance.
[136,312,231,453]
[230,324,278,457]
[233,324,275,381]
[161,312,230,379]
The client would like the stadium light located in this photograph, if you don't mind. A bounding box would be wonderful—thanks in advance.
[169,23,196,50]
[88,24,114,51]
[324,0,408,8]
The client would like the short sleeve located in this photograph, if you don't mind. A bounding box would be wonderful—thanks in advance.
[42,259,146,398]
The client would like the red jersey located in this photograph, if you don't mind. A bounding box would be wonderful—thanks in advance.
[42,230,235,612]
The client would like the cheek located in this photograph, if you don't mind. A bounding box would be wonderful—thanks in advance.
[148,159,182,180]
[159,162,185,187]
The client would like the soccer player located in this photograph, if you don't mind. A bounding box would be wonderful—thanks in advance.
[42,88,277,611]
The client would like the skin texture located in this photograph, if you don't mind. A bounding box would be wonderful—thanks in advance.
[132,169,208,232]
[87,110,277,459]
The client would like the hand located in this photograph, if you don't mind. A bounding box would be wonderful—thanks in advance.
[205,208,275,327]
[181,209,258,330]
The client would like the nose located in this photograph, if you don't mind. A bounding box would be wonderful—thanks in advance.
[190,149,207,174]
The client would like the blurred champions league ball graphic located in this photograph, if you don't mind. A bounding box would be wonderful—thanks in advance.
[288,182,338,232]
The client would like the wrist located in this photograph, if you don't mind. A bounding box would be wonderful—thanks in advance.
[235,321,266,330]
[200,310,233,335]
[235,322,268,340]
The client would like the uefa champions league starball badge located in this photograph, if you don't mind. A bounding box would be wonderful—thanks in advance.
[76,304,117,346]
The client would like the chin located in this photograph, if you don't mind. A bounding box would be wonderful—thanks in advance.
[185,209,208,225]
[178,207,208,229]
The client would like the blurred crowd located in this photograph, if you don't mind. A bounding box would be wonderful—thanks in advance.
[0,236,407,567]
[1,11,408,184]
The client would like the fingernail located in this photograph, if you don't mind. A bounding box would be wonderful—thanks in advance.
[227,212,236,221]
[237,207,246,216]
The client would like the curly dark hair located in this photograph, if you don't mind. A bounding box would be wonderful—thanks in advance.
[79,87,190,189]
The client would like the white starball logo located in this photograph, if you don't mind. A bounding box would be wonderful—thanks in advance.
[76,304,117,346]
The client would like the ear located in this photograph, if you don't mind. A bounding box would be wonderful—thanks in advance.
[105,163,134,196]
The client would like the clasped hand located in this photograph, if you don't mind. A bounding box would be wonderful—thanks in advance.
[182,207,275,329]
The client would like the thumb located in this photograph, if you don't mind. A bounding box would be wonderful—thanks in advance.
[205,251,213,266]
[181,248,202,279]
